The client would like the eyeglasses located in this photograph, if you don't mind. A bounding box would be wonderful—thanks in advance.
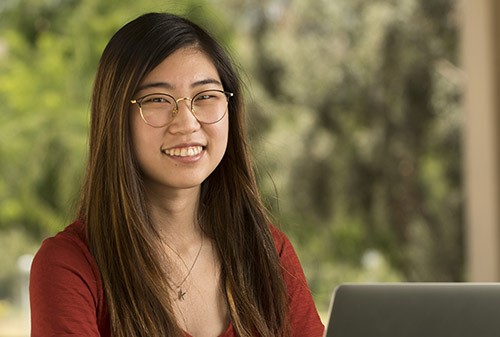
[130,89,234,128]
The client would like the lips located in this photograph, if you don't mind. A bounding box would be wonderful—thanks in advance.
[162,145,204,157]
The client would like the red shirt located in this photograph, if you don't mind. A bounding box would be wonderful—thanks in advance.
[30,221,324,337]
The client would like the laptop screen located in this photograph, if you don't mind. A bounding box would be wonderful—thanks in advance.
[325,283,500,337]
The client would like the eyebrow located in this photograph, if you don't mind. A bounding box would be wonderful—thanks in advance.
[136,78,223,92]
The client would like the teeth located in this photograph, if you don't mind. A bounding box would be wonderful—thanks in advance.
[164,146,203,157]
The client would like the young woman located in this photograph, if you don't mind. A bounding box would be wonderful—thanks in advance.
[29,12,324,337]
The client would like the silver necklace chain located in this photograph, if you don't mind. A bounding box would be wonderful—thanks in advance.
[164,232,204,301]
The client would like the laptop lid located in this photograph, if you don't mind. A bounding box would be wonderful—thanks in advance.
[324,283,500,337]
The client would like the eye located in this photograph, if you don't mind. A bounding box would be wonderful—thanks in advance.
[150,97,168,103]
[141,94,174,106]
[194,90,225,104]
[196,94,215,101]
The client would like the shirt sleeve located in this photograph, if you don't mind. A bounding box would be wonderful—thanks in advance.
[29,233,107,337]
[273,228,325,337]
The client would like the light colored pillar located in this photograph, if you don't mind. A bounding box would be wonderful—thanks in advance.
[462,0,500,281]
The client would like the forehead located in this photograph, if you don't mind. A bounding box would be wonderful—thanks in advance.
[138,47,221,92]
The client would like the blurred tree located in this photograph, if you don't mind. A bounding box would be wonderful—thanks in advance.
[0,0,461,313]
[0,0,232,302]
[222,0,461,308]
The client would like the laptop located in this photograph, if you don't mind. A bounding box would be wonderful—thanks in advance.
[324,283,500,337]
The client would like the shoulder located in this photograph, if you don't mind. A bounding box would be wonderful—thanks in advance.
[269,225,325,336]
[32,221,97,281]
[269,224,289,254]
[30,220,109,337]
[269,225,310,289]
[269,225,300,269]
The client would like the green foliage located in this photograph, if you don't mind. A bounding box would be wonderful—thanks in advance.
[0,0,232,301]
[0,0,461,314]
[225,0,461,310]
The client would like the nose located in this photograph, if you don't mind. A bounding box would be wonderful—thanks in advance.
[168,98,200,134]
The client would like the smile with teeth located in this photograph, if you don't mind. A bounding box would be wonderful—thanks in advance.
[163,145,203,157]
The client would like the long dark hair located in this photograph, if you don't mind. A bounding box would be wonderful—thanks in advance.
[78,12,290,337]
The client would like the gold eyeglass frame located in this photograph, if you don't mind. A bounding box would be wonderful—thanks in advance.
[130,89,234,128]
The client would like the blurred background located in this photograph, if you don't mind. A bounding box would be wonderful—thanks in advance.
[1,0,499,336]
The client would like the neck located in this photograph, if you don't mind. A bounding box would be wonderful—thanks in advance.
[147,186,203,250]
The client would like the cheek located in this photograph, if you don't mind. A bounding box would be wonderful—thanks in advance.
[215,118,229,153]
[130,113,158,167]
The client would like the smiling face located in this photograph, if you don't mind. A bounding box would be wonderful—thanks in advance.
[130,47,229,197]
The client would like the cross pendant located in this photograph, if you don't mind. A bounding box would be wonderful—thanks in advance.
[178,288,186,301]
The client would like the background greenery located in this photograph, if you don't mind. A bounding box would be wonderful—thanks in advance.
[0,0,460,322]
